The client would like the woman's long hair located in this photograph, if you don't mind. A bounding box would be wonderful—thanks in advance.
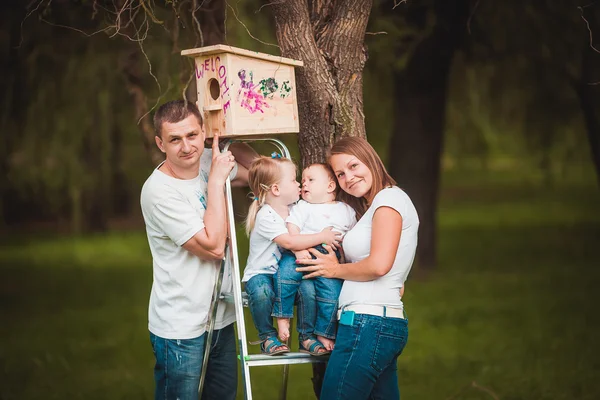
[245,156,296,236]
[329,137,396,219]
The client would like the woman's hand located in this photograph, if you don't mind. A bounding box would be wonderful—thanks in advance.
[295,244,341,279]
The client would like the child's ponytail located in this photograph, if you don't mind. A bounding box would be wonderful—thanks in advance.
[244,155,295,236]
[245,197,261,236]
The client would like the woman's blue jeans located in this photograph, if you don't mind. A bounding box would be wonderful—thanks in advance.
[320,313,409,399]
[245,273,317,342]
[273,249,343,339]
[149,324,237,400]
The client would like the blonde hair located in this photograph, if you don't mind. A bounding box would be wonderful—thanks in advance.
[245,156,296,236]
[329,137,396,219]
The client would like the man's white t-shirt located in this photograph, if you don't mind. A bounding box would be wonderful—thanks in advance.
[242,204,289,283]
[339,186,419,310]
[140,149,237,340]
[286,200,356,236]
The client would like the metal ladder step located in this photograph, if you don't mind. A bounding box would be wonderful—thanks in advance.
[242,352,328,367]
[223,291,328,366]
[220,291,248,307]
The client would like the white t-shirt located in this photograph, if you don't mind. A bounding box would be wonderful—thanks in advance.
[242,204,289,282]
[339,186,419,309]
[140,150,237,340]
[286,200,356,236]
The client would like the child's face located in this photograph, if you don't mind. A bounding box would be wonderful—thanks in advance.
[301,165,334,203]
[276,162,301,205]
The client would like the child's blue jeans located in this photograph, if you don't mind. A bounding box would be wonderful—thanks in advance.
[245,272,316,342]
[272,247,343,339]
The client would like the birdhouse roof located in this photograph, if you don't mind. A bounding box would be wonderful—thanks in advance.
[181,45,304,67]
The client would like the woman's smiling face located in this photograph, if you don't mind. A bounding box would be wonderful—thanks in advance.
[330,153,373,200]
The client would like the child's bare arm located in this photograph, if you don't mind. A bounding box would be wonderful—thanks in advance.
[274,228,341,251]
[287,223,311,259]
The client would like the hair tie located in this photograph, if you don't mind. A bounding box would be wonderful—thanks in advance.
[271,152,282,159]
[253,197,259,201]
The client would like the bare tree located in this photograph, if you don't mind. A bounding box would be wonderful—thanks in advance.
[574,5,600,186]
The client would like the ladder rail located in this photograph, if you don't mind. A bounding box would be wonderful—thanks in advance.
[222,139,252,399]
[198,248,227,397]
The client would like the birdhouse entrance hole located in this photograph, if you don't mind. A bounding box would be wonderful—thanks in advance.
[208,78,220,101]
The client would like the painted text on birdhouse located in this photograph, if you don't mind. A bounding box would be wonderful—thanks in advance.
[182,45,303,138]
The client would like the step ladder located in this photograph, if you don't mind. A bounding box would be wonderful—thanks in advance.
[199,138,328,400]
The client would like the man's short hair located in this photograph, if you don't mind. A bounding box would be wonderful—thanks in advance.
[153,100,203,138]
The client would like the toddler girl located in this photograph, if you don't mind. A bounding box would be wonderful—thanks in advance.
[242,156,340,355]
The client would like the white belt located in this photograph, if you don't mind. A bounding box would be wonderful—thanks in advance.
[337,305,405,320]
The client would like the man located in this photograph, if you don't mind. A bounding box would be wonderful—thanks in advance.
[140,100,254,400]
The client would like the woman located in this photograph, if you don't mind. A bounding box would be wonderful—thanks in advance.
[296,137,419,399]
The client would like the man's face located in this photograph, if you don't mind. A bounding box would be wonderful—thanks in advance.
[155,114,204,170]
[301,165,334,204]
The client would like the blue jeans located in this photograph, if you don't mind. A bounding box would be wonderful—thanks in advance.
[245,273,317,342]
[320,313,409,399]
[149,324,237,400]
[273,248,343,339]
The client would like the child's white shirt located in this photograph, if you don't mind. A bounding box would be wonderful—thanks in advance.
[242,204,289,282]
[286,200,356,236]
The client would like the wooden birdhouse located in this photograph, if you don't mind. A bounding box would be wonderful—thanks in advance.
[181,45,304,138]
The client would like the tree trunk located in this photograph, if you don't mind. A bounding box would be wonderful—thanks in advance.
[198,0,225,46]
[0,0,26,227]
[271,0,372,165]
[111,123,131,216]
[119,44,164,166]
[575,9,600,187]
[388,1,470,270]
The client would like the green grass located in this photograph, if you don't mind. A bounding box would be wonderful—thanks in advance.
[1,175,599,399]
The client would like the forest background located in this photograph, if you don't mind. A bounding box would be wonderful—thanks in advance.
[1,0,599,399]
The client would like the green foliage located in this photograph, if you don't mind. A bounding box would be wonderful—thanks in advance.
[364,0,597,184]
[2,0,598,232]
[224,0,279,54]
[443,1,595,182]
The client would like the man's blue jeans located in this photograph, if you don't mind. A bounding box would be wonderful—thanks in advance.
[320,313,409,399]
[273,249,343,339]
[149,324,237,400]
[245,272,316,342]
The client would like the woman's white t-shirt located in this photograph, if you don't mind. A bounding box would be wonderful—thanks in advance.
[242,204,289,282]
[339,186,419,309]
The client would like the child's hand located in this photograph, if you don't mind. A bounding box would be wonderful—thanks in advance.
[319,227,342,249]
[294,250,311,260]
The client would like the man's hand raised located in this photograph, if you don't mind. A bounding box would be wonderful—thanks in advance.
[208,134,235,186]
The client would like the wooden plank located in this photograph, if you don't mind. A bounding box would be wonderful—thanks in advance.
[182,44,304,67]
